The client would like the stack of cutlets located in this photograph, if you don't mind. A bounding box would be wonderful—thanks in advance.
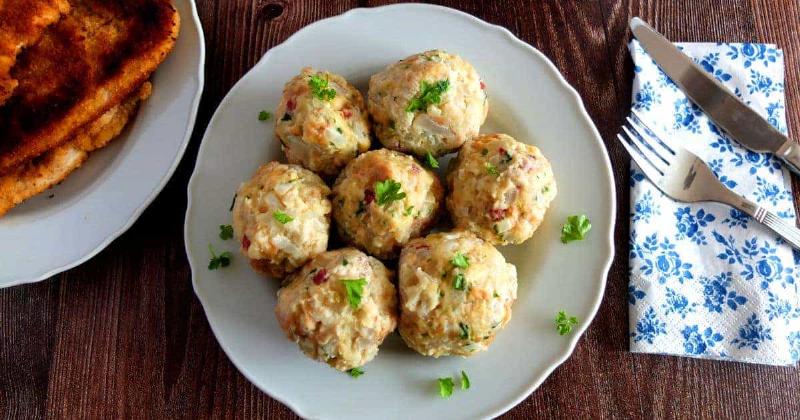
[0,0,180,216]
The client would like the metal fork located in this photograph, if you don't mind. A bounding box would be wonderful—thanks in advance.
[618,110,800,250]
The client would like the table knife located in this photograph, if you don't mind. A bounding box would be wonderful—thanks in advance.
[630,17,800,176]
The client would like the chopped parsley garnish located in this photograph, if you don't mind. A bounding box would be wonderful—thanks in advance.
[404,206,415,216]
[342,258,349,266]
[341,278,368,309]
[425,152,440,169]
[309,74,336,101]
[485,162,500,177]
[460,371,470,390]
[208,244,232,270]
[348,367,364,378]
[375,179,406,207]
[458,322,470,340]
[561,214,592,243]
[219,224,234,240]
[258,110,271,121]
[493,291,500,298]
[481,148,489,156]
[273,211,294,224]
[437,377,455,398]
[336,126,343,134]
[453,273,466,291]
[406,79,449,113]
[451,252,469,269]
[281,113,292,121]
[555,310,579,335]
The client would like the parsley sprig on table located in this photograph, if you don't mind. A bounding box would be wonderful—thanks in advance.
[406,79,449,113]
[375,179,406,207]
[341,278,368,309]
[425,152,440,169]
[258,110,272,121]
[555,310,579,335]
[208,244,232,270]
[309,74,336,101]
[460,371,470,390]
[437,377,455,398]
[348,367,365,378]
[561,214,592,243]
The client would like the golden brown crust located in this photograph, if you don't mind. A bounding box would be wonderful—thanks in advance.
[0,0,70,105]
[0,0,179,173]
[0,82,151,216]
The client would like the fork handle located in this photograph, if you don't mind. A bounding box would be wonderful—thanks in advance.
[736,198,800,250]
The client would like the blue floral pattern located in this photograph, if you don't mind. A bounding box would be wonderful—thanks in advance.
[628,41,799,365]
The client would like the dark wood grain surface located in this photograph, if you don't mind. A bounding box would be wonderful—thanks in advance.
[2,0,800,418]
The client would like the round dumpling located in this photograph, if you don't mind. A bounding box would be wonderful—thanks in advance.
[397,231,517,357]
[332,149,444,259]
[275,248,398,371]
[232,162,331,277]
[275,67,371,176]
[368,50,487,157]
[447,133,557,245]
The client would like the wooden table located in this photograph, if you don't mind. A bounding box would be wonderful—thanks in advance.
[2,1,799,418]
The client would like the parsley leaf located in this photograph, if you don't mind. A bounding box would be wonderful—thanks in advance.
[437,377,455,398]
[341,278,368,309]
[425,152,440,169]
[219,224,234,240]
[451,252,469,269]
[560,214,592,243]
[258,110,271,121]
[342,258,349,266]
[460,370,470,390]
[348,367,364,378]
[309,74,336,101]
[406,79,449,113]
[484,162,500,177]
[273,211,294,224]
[404,206,414,216]
[555,310,579,335]
[374,179,406,207]
[453,273,466,291]
[208,244,232,270]
[458,322,470,340]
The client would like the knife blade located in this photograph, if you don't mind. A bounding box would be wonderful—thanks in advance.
[630,17,800,176]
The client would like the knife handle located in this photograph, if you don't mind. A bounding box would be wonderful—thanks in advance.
[735,197,800,250]
[776,139,800,176]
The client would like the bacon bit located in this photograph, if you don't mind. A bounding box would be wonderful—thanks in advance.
[412,243,430,250]
[242,235,251,250]
[498,147,506,155]
[313,269,329,285]
[287,98,296,111]
[410,164,420,174]
[364,189,375,204]
[489,208,507,221]
[342,108,352,118]
[480,81,486,90]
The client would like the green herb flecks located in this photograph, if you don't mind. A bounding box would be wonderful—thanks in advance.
[458,322,470,340]
[460,371,470,390]
[342,278,368,309]
[451,252,469,269]
[208,244,232,270]
[348,367,364,378]
[309,74,336,101]
[560,214,592,243]
[273,211,294,224]
[375,179,406,207]
[485,162,500,177]
[555,310,579,335]
[453,273,466,291]
[425,152,440,169]
[258,110,272,121]
[219,224,234,240]
[437,377,455,398]
[406,79,449,113]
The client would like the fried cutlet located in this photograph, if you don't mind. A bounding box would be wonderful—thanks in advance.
[0,82,151,216]
[0,0,71,105]
[0,0,179,173]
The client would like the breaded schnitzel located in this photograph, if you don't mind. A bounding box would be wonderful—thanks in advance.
[0,0,179,173]
[0,0,71,105]
[0,82,151,216]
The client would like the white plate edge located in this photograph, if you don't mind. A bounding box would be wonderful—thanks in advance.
[183,4,617,419]
[6,0,207,288]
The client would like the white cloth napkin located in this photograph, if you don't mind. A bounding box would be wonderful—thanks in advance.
[628,40,800,365]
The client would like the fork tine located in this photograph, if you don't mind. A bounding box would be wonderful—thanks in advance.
[616,133,664,183]
[629,110,680,154]
[624,117,675,165]
[622,125,669,172]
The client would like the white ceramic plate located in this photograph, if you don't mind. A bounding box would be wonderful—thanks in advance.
[185,4,614,419]
[0,0,205,287]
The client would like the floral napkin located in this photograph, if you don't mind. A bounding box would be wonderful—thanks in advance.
[627,40,800,365]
